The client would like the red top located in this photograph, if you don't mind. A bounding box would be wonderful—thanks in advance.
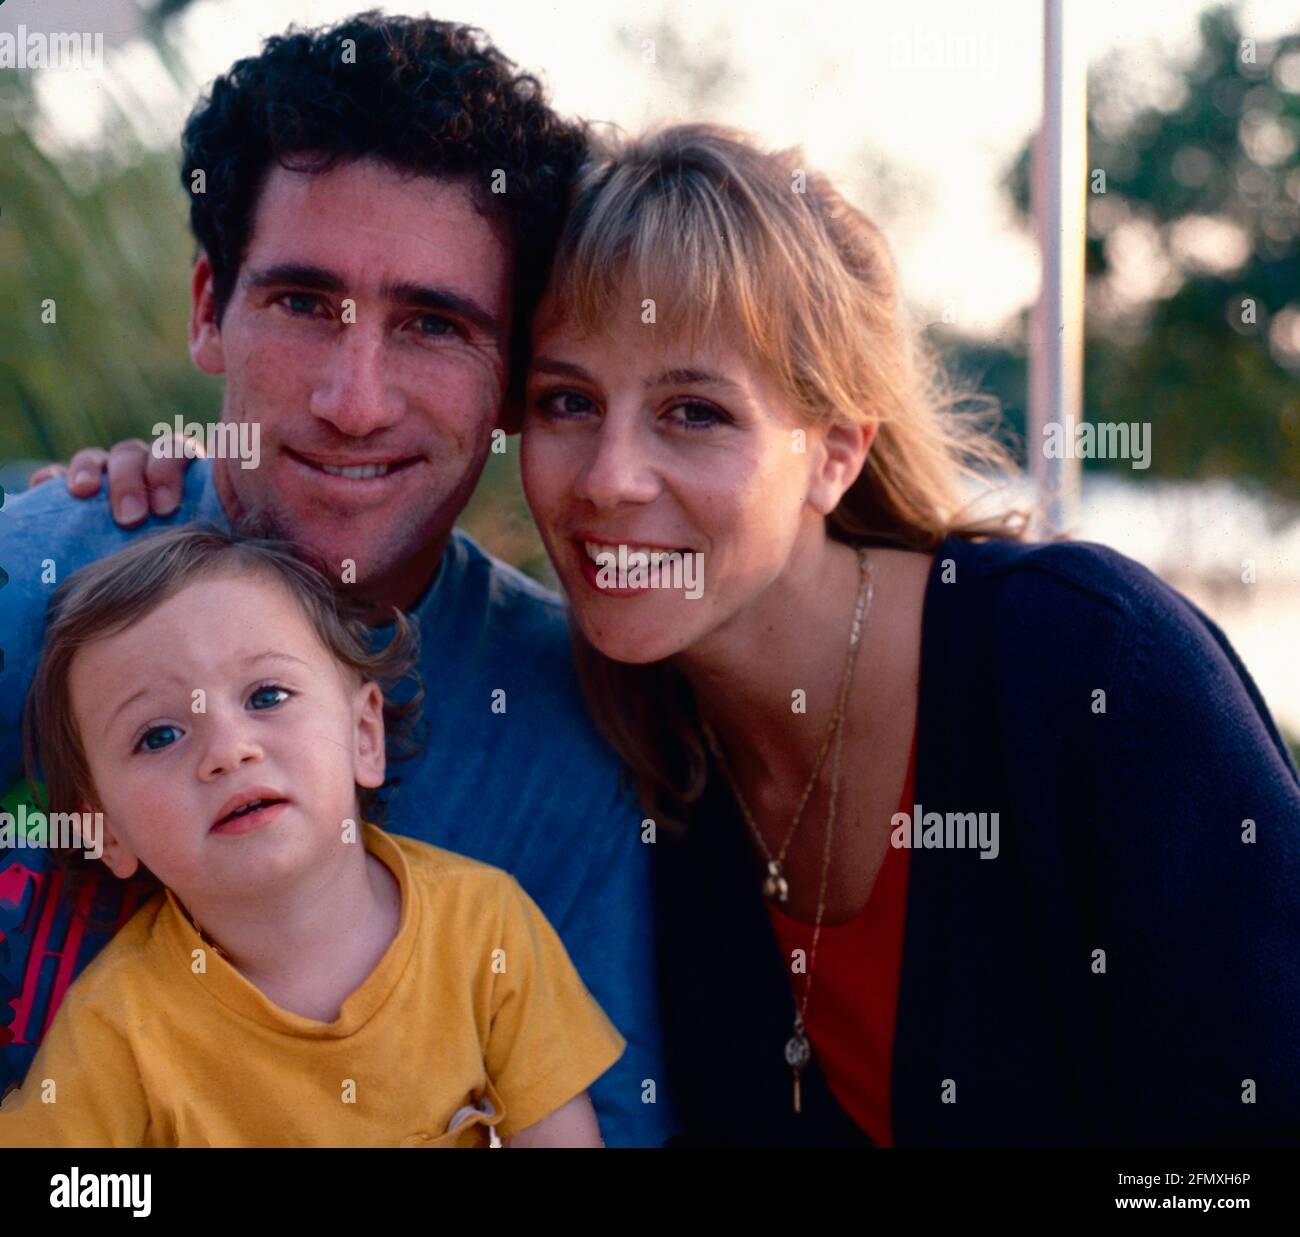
[765,732,915,1147]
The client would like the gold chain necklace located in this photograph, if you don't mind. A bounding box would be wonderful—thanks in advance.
[701,546,873,903]
[701,545,874,1112]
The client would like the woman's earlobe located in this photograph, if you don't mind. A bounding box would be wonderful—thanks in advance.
[809,419,875,514]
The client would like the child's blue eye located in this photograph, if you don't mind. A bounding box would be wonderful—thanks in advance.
[249,685,292,710]
[138,725,182,753]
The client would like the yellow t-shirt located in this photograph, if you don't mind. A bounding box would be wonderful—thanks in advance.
[0,823,626,1146]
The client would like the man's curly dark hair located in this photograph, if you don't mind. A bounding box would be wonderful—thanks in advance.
[180,11,588,396]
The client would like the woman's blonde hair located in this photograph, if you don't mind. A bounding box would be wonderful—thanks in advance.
[541,123,1029,828]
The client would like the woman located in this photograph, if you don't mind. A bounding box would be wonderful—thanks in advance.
[517,124,1300,1147]
[51,124,1300,1149]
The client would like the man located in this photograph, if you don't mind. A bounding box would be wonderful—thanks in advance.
[0,13,672,1148]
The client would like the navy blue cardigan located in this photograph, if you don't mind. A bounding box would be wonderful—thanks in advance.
[654,535,1300,1147]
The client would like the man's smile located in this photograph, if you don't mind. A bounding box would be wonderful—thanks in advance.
[282,447,427,490]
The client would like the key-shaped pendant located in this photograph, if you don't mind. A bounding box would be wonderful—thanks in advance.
[785,1030,811,1115]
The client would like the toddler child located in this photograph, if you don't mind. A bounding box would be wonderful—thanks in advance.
[0,525,625,1146]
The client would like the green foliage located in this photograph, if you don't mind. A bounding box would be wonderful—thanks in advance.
[991,5,1300,501]
[0,74,220,465]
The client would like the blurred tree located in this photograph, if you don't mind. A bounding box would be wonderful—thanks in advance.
[0,0,216,472]
[148,0,203,26]
[614,16,743,115]
[950,4,1300,509]
[0,75,220,470]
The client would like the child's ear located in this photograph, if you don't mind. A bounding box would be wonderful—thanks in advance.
[352,681,386,791]
[91,806,140,880]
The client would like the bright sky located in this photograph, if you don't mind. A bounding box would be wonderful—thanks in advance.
[10,0,1300,336]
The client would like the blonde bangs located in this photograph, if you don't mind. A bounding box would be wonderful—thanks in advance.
[547,126,792,370]
[546,124,1027,552]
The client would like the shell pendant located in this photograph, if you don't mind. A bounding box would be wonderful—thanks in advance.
[763,859,790,902]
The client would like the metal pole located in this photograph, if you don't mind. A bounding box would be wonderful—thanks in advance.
[1029,0,1086,536]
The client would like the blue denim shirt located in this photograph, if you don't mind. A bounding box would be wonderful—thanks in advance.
[0,461,674,1147]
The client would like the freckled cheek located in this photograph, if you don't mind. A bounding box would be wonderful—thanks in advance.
[678,456,756,526]
[684,454,796,565]
[228,334,318,423]
[409,355,504,446]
